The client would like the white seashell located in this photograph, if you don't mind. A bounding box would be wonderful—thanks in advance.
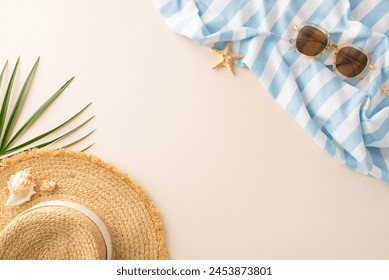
[5,168,36,207]
[40,180,56,191]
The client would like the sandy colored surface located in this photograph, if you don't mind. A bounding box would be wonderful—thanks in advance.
[0,0,389,259]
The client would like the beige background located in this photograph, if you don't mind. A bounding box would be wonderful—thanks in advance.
[1,0,389,259]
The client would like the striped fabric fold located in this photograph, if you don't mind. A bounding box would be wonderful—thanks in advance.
[155,0,389,182]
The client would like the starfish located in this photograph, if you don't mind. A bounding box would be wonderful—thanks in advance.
[381,84,389,96]
[211,41,244,75]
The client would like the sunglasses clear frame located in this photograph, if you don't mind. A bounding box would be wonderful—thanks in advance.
[289,22,374,80]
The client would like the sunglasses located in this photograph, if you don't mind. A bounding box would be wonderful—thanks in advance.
[290,22,374,79]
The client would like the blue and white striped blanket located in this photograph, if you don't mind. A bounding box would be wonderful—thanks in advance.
[155,0,389,183]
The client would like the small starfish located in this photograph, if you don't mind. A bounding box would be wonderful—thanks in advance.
[381,84,389,96]
[211,41,244,75]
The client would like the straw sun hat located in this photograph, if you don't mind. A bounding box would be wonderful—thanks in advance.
[0,149,168,260]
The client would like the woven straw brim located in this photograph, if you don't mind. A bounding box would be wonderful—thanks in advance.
[0,149,168,260]
[0,206,107,260]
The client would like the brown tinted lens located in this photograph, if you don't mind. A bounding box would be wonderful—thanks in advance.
[296,25,328,56]
[335,47,368,78]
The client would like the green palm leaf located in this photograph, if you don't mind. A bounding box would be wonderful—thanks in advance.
[34,116,94,150]
[0,57,40,150]
[4,76,75,150]
[80,143,95,152]
[0,58,19,139]
[61,129,96,149]
[0,58,94,158]
[2,104,93,155]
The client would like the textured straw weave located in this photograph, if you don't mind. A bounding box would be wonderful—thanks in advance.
[0,149,168,260]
